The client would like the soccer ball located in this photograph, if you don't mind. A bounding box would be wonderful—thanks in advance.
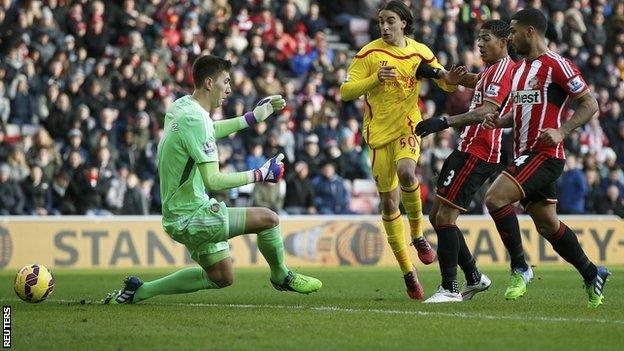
[14,264,55,303]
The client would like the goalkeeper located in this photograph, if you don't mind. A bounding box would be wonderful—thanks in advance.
[104,55,321,304]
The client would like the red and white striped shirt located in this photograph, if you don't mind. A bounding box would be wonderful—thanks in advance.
[503,51,589,159]
[458,56,515,163]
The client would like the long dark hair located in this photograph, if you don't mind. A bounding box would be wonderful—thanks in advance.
[379,1,415,35]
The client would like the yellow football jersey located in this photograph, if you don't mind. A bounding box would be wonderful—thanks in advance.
[341,37,456,148]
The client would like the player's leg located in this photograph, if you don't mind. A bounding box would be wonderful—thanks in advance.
[104,203,234,304]
[229,207,321,293]
[394,135,435,264]
[527,200,610,307]
[373,145,423,300]
[428,151,491,302]
[484,172,532,300]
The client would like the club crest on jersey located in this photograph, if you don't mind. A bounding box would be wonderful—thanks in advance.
[567,76,585,94]
[485,83,501,97]
[471,91,483,105]
[203,142,216,156]
[528,77,541,89]
[512,90,541,105]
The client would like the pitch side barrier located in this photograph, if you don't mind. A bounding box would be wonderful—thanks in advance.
[0,215,621,269]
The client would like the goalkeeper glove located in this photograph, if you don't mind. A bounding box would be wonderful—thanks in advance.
[251,153,285,183]
[244,95,286,126]
[415,116,449,137]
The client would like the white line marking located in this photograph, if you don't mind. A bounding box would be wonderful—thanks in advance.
[3,299,623,325]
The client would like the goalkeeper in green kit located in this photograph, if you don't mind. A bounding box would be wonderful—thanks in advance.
[104,55,322,304]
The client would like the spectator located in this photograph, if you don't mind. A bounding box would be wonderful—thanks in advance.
[312,162,351,215]
[252,182,285,213]
[122,172,148,215]
[297,134,326,178]
[597,185,624,217]
[246,143,267,170]
[284,161,316,215]
[7,146,30,182]
[558,155,588,214]
[21,165,53,215]
[0,163,25,215]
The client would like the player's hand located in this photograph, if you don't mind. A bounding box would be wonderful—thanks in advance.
[415,116,449,137]
[377,65,397,82]
[439,65,467,85]
[245,95,286,125]
[253,153,285,183]
[538,128,565,145]
[481,112,499,129]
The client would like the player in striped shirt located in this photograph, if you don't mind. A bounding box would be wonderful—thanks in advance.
[482,8,610,307]
[414,20,515,303]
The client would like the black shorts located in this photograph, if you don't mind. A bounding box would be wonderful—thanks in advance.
[436,150,500,212]
[502,152,564,209]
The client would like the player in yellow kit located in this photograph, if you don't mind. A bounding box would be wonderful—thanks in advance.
[340,0,457,300]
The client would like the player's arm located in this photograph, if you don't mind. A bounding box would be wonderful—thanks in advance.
[539,92,598,145]
[340,54,381,101]
[539,60,597,145]
[416,64,478,88]
[198,154,287,192]
[414,101,499,137]
[482,108,513,129]
[213,95,286,139]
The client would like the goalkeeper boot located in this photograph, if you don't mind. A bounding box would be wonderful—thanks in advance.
[585,266,611,308]
[504,267,533,300]
[412,237,436,265]
[271,271,322,294]
[424,285,462,303]
[404,267,425,300]
[461,273,492,301]
[103,276,143,304]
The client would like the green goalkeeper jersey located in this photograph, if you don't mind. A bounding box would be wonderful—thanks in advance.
[158,95,219,222]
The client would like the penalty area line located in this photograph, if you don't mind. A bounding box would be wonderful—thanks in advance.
[2,298,623,326]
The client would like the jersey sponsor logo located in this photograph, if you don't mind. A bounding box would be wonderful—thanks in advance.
[471,91,483,105]
[512,90,542,105]
[344,73,351,82]
[485,83,501,97]
[567,76,585,94]
[203,142,216,156]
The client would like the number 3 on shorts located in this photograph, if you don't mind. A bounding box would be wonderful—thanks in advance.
[443,170,455,186]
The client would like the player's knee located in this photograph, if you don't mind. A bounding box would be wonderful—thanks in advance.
[214,274,234,288]
[397,169,417,186]
[261,208,280,229]
[380,197,399,213]
[535,220,559,237]
[435,208,454,226]
[484,190,504,211]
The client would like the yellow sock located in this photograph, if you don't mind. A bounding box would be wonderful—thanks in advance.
[401,183,423,241]
[382,210,413,274]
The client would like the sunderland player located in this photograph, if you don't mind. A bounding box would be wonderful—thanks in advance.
[481,9,609,307]
[104,55,321,304]
[340,0,457,300]
[414,20,515,303]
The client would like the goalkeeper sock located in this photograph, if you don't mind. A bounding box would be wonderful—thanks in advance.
[382,210,413,274]
[547,222,597,282]
[134,267,218,302]
[434,224,459,291]
[257,225,289,283]
[401,183,424,241]
[489,205,528,271]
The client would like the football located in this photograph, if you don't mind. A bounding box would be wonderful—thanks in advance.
[14,264,55,303]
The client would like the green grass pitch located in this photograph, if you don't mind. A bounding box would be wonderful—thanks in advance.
[2,265,622,350]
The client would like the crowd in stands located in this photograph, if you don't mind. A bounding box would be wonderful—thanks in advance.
[0,0,622,217]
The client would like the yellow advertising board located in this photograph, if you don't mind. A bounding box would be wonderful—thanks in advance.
[0,216,621,269]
